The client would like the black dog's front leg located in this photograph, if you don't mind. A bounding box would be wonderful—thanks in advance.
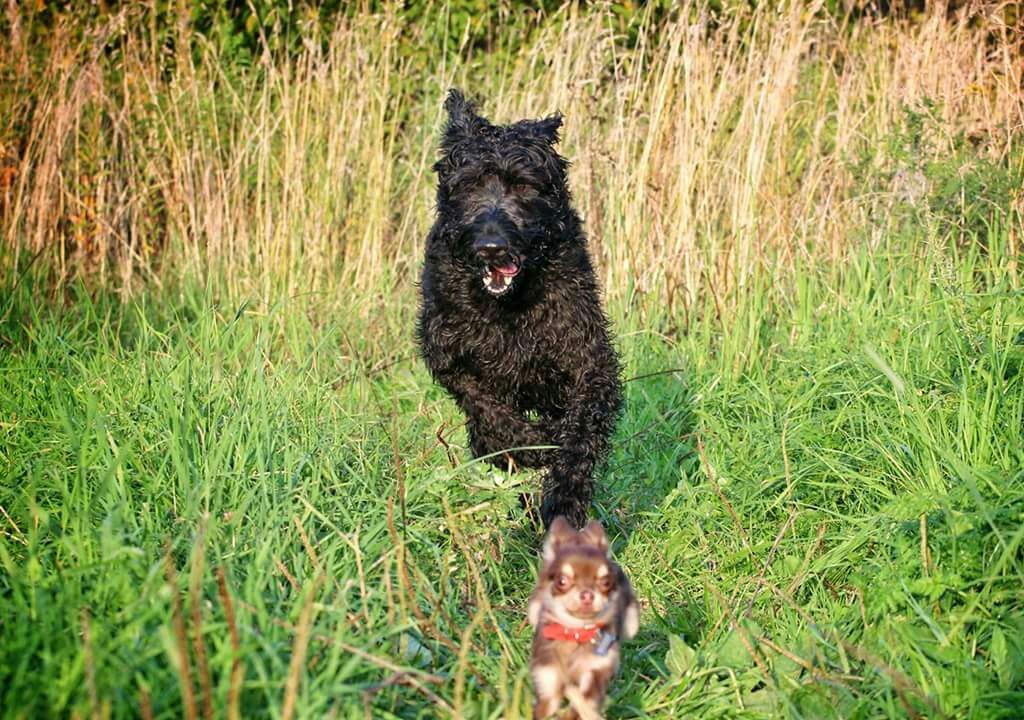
[433,368,555,469]
[540,365,622,529]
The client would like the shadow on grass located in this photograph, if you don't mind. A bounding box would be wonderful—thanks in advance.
[601,367,696,546]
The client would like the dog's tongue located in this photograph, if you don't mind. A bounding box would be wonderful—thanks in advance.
[482,261,519,294]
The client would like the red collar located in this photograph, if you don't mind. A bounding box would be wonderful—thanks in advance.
[541,621,603,644]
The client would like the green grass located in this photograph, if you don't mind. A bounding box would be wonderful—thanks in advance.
[2,229,1022,718]
[3,1,1022,716]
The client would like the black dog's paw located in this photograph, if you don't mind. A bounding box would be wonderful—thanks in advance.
[540,493,589,530]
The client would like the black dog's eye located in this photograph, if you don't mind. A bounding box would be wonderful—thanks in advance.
[505,180,538,196]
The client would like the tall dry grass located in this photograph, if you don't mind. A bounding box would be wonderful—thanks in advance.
[1,2,1020,311]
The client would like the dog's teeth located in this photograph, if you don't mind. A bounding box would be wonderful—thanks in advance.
[503,275,512,287]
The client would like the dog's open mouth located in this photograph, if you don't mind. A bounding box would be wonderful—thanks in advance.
[482,261,520,296]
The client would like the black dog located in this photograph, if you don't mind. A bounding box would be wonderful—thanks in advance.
[417,90,623,529]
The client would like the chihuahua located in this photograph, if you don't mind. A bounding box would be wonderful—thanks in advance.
[527,517,639,719]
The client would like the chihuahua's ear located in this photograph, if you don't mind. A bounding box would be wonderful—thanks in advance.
[542,516,577,564]
[579,520,608,551]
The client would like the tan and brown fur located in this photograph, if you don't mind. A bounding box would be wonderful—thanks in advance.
[528,517,639,719]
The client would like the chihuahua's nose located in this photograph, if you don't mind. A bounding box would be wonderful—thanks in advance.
[579,589,594,605]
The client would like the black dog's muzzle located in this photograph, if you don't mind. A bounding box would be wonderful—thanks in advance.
[472,221,521,297]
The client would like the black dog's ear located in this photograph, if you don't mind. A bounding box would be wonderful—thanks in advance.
[443,88,487,139]
[520,113,563,144]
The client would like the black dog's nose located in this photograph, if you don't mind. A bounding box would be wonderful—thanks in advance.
[473,232,513,265]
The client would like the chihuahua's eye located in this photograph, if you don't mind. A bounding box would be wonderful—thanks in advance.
[555,574,572,591]
[597,576,614,593]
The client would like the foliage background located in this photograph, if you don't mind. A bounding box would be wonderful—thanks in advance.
[1,1,1023,719]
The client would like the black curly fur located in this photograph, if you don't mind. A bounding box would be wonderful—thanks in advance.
[416,89,623,529]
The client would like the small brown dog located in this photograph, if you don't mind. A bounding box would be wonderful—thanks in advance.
[527,517,639,719]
